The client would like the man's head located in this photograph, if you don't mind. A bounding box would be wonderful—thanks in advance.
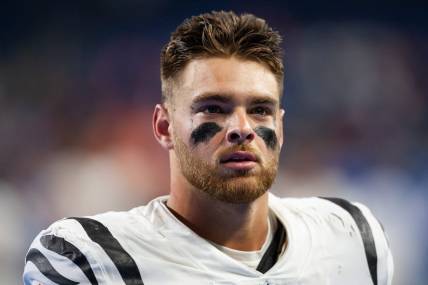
[153,11,285,203]
[160,10,284,105]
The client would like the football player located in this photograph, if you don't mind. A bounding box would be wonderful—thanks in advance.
[24,11,393,285]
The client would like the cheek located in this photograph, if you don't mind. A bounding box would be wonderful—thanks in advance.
[254,126,278,150]
[190,122,223,146]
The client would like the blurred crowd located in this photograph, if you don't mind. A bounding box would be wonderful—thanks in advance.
[0,1,427,284]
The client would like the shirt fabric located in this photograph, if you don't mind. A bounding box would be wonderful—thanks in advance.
[23,193,394,285]
[209,210,278,269]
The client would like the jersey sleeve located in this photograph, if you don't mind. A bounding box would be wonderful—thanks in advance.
[23,219,101,285]
[353,202,394,285]
[318,197,394,285]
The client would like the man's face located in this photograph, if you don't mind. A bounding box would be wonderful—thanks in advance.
[169,56,284,203]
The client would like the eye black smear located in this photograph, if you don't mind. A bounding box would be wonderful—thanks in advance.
[191,122,223,146]
[254,127,278,149]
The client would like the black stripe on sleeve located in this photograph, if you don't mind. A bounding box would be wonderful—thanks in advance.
[256,219,287,273]
[40,235,98,285]
[320,197,378,285]
[69,217,144,285]
[25,248,79,285]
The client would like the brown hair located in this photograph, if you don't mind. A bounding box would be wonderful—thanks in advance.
[160,10,284,103]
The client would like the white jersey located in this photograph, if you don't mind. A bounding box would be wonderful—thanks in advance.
[23,193,393,285]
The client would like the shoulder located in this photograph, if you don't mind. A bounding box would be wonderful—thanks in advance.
[23,216,99,285]
[271,194,387,237]
[270,194,394,285]
[23,205,154,285]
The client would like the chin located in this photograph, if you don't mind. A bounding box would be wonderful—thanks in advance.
[203,176,271,204]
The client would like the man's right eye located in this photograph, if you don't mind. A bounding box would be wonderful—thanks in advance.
[201,105,223,114]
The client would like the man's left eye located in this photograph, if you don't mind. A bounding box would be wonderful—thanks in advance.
[203,105,224,114]
[250,106,271,116]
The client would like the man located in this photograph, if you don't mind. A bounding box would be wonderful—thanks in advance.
[23,11,393,285]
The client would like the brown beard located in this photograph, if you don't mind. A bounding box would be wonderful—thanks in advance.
[174,136,279,204]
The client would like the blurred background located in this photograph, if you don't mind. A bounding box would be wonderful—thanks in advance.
[1,1,427,284]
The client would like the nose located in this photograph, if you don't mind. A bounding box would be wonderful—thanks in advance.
[226,109,255,145]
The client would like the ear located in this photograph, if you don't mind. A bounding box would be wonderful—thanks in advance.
[278,108,285,148]
[153,104,174,150]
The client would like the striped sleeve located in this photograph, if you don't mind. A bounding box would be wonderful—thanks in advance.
[353,202,394,285]
[320,197,394,285]
[23,219,102,285]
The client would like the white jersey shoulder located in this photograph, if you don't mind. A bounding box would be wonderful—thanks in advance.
[23,194,393,285]
[270,195,393,285]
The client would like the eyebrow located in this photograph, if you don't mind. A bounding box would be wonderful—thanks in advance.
[192,93,233,105]
[192,92,278,106]
[249,97,278,107]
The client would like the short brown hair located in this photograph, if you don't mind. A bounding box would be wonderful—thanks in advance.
[160,10,284,103]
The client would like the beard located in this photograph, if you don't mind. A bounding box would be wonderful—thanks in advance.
[174,136,279,204]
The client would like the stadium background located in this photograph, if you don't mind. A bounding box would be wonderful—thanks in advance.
[0,1,427,284]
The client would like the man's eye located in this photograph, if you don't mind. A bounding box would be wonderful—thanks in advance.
[202,105,223,114]
[250,106,271,116]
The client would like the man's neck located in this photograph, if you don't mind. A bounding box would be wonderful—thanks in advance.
[166,186,269,251]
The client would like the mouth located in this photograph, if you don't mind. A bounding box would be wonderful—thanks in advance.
[220,151,258,171]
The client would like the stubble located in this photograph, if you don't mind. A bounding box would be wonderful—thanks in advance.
[173,136,279,204]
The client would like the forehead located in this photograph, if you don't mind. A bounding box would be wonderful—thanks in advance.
[173,57,280,105]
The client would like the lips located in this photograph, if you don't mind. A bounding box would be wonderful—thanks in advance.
[219,151,258,171]
[220,151,258,163]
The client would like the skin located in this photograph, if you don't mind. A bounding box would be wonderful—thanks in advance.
[190,122,223,146]
[153,56,285,251]
[254,126,278,150]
